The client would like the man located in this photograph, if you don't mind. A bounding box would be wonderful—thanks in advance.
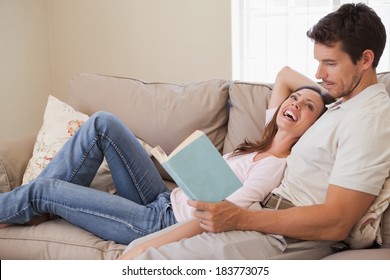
[134,3,390,259]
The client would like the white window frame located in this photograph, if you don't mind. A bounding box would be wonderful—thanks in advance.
[232,0,390,82]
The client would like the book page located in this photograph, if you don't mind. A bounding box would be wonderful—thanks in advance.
[151,146,168,163]
[168,130,204,158]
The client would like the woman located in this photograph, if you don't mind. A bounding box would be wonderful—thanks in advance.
[0,67,334,248]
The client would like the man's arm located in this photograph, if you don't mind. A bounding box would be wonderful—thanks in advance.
[117,219,204,259]
[189,185,375,241]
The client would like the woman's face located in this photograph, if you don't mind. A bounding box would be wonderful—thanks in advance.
[276,88,324,138]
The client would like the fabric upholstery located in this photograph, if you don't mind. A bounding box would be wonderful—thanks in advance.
[346,174,390,248]
[0,219,125,260]
[322,248,390,260]
[22,95,90,184]
[0,134,36,192]
[381,199,390,248]
[378,71,390,95]
[223,82,272,154]
[68,73,231,155]
[0,72,389,259]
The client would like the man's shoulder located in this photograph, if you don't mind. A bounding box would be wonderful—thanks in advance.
[349,87,390,119]
[338,90,390,138]
[364,90,390,120]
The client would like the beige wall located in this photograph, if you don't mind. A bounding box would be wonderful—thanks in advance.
[0,0,231,141]
[0,0,52,140]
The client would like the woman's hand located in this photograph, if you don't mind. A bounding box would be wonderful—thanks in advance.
[188,200,243,232]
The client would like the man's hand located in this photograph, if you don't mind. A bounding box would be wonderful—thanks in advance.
[188,199,243,232]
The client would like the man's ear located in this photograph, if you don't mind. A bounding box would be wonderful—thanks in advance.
[360,49,375,69]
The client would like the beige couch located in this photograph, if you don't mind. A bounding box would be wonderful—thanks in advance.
[1,72,390,260]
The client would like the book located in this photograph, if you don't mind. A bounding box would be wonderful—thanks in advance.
[151,130,242,202]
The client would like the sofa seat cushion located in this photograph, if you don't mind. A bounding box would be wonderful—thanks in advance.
[322,248,390,260]
[0,219,126,259]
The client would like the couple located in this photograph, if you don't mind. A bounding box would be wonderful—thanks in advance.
[1,3,390,259]
[0,71,332,243]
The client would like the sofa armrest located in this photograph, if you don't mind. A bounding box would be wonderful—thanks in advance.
[0,134,36,192]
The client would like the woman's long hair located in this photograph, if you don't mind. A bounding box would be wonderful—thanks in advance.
[229,106,280,158]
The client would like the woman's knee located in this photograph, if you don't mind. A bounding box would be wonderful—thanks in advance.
[29,177,60,190]
[91,111,118,124]
[89,111,123,132]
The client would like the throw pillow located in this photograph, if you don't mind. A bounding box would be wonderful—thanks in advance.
[22,95,90,185]
[22,95,153,193]
[345,175,390,249]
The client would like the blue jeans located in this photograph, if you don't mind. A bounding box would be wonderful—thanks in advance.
[0,112,177,244]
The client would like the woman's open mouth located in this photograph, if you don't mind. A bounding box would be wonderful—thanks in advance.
[283,110,298,121]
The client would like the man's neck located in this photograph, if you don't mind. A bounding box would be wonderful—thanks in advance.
[342,70,378,103]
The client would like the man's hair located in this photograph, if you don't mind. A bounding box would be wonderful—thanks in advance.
[306,3,386,68]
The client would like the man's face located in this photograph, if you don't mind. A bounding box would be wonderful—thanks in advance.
[313,42,364,102]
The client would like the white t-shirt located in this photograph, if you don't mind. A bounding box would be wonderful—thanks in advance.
[170,152,286,222]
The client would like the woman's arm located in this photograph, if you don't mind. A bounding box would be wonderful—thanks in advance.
[225,157,286,208]
[117,219,204,259]
[269,66,324,108]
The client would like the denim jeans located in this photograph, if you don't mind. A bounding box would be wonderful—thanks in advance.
[0,112,177,244]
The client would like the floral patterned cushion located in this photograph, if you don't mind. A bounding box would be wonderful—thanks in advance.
[22,95,152,193]
[345,175,390,249]
[22,95,89,184]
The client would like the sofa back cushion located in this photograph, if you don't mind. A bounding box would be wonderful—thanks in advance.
[223,82,273,154]
[378,71,390,96]
[0,134,36,192]
[68,73,231,155]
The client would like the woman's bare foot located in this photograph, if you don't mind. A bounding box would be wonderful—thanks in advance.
[0,223,11,229]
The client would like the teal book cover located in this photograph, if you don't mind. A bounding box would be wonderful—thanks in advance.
[152,131,242,202]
